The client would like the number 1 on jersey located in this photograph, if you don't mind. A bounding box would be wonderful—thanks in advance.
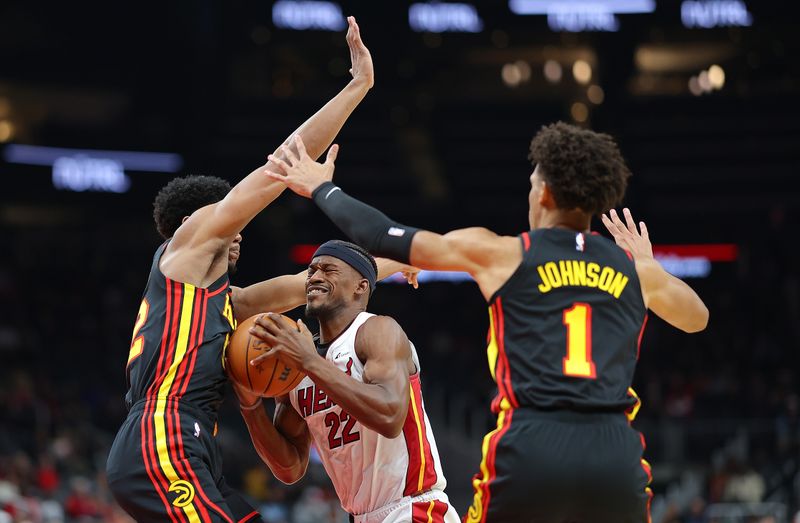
[562,303,596,379]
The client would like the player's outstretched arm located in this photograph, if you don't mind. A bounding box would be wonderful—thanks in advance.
[264,138,520,299]
[231,260,419,322]
[235,386,311,485]
[602,208,709,333]
[249,314,412,439]
[164,17,373,284]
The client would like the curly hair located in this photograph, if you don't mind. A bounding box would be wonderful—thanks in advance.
[528,122,631,215]
[152,175,231,239]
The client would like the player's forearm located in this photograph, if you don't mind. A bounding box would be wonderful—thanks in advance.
[638,259,709,333]
[311,182,419,264]
[233,272,307,322]
[303,357,406,438]
[213,80,371,238]
[375,258,408,280]
[239,407,308,484]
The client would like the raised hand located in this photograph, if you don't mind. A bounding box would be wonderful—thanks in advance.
[266,135,339,198]
[600,208,654,261]
[346,16,374,89]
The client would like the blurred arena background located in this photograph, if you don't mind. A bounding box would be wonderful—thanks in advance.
[1,0,798,521]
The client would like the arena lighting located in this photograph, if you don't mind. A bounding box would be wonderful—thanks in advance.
[681,0,752,28]
[272,0,346,31]
[509,0,655,32]
[409,2,484,33]
[3,144,183,194]
[292,243,737,281]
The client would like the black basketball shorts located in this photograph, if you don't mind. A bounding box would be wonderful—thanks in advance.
[106,399,263,523]
[465,408,652,523]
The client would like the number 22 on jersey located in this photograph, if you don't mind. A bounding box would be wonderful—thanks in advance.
[562,303,597,379]
[127,299,150,367]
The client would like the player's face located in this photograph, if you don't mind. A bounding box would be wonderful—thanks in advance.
[228,233,242,274]
[305,256,363,318]
[528,166,545,229]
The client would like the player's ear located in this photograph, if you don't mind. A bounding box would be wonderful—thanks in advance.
[355,279,369,297]
[539,182,557,210]
[181,216,190,224]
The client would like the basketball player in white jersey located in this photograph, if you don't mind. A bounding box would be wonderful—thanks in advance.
[235,240,459,523]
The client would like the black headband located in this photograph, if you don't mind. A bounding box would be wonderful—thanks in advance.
[313,241,377,292]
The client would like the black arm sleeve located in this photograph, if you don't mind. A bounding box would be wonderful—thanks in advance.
[311,182,419,264]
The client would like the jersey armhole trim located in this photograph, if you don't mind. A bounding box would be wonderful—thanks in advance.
[486,231,537,304]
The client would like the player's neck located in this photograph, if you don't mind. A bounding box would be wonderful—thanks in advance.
[539,209,591,232]
[318,307,365,344]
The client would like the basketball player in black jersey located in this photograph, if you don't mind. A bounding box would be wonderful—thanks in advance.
[260,123,709,523]
[105,17,379,523]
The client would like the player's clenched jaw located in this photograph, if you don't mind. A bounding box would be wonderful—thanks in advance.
[304,256,367,320]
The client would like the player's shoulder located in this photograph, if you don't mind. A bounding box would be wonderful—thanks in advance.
[355,315,410,354]
[359,314,406,336]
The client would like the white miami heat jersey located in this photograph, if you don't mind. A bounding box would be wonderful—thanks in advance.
[289,312,447,516]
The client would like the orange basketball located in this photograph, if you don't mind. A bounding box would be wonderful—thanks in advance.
[226,314,306,398]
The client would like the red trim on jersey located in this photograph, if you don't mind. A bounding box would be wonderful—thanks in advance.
[164,287,204,493]
[145,279,175,400]
[495,299,519,408]
[238,511,260,523]
[207,282,229,298]
[625,250,634,261]
[636,431,653,523]
[168,290,233,523]
[521,232,531,252]
[173,288,205,399]
[411,499,449,522]
[411,501,429,522]
[140,400,181,523]
[401,375,438,497]
[152,282,191,523]
[636,313,649,359]
[174,410,234,523]
[475,409,514,523]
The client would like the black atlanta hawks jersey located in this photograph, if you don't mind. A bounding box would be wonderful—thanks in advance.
[124,242,236,423]
[486,228,648,416]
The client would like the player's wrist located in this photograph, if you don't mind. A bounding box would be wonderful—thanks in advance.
[348,76,373,92]
[239,398,263,411]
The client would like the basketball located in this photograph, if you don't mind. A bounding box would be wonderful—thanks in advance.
[226,313,306,398]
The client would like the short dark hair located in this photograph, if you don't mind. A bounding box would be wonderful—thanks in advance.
[528,122,631,215]
[152,175,231,239]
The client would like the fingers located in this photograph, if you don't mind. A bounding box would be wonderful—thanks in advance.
[264,170,288,183]
[345,16,356,47]
[609,209,630,234]
[405,271,419,289]
[622,208,639,235]
[601,212,622,237]
[250,348,278,367]
[639,221,650,243]
[267,153,292,173]
[253,314,283,337]
[297,319,311,336]
[294,135,309,160]
[325,144,339,165]
[279,143,300,165]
